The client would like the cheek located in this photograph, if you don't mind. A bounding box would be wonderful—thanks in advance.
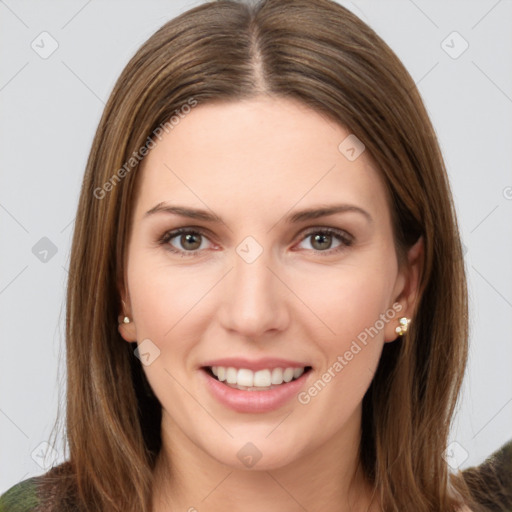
[128,252,210,341]
[126,255,210,414]
[290,254,397,403]
[291,275,391,438]
[294,257,396,347]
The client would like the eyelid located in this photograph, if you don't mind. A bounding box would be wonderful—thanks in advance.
[299,226,353,244]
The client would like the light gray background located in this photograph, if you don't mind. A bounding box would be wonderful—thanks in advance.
[1,0,511,493]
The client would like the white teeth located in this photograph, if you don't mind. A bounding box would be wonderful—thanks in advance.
[283,368,294,382]
[226,367,237,384]
[271,368,283,384]
[237,369,253,387]
[253,369,272,387]
[208,365,307,388]
[293,367,305,379]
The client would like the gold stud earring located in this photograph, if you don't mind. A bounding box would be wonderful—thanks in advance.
[395,317,410,336]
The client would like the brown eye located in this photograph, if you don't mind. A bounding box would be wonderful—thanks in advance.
[310,232,334,251]
[297,228,353,255]
[178,232,202,251]
[159,228,212,257]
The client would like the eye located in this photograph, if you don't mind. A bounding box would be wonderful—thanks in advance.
[295,227,353,255]
[158,227,213,257]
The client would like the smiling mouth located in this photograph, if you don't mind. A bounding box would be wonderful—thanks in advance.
[202,365,313,391]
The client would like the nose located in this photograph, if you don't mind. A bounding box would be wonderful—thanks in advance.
[218,243,289,340]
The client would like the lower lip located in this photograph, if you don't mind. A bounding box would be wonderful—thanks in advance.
[201,368,311,413]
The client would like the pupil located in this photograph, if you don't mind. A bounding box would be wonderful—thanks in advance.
[313,233,331,250]
[183,233,200,250]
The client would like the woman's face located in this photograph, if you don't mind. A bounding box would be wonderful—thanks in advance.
[119,96,422,471]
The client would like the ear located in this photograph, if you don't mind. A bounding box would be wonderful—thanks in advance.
[384,236,424,342]
[117,282,138,342]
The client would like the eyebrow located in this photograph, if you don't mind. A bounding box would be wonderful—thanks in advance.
[144,202,373,224]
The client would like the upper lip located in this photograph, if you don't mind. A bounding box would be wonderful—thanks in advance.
[201,357,312,372]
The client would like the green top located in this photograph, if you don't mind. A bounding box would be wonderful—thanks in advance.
[1,440,511,510]
[0,477,39,512]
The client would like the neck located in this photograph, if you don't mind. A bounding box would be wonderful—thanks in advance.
[151,409,380,512]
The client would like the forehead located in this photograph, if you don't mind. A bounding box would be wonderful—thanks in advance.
[134,97,390,225]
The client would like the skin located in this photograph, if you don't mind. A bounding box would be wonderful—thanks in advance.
[118,96,424,512]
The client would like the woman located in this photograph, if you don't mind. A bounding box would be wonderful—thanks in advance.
[1,0,509,510]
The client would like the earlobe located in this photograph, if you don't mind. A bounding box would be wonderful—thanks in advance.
[117,289,137,342]
[118,315,137,342]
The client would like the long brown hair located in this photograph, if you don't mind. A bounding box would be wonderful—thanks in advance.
[41,0,480,510]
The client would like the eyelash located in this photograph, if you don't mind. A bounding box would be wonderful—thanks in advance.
[157,226,354,258]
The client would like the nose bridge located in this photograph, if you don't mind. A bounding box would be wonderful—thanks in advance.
[219,236,286,336]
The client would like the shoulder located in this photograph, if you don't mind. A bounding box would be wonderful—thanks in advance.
[0,477,40,511]
[464,438,512,484]
[461,438,512,511]
[0,461,74,512]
